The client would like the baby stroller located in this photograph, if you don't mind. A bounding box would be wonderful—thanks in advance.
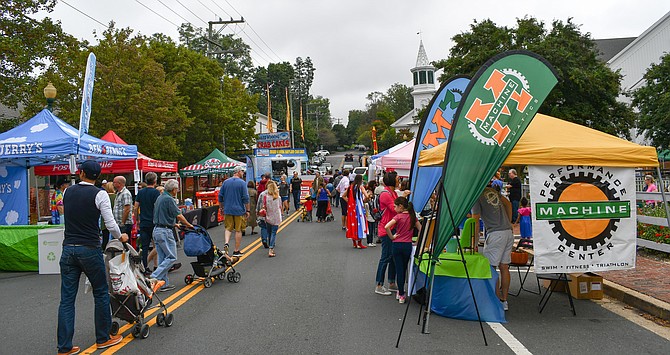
[182,225,241,288]
[105,239,173,340]
[297,197,313,222]
[325,200,335,222]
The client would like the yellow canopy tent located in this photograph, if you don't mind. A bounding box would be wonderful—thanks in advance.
[419,114,658,168]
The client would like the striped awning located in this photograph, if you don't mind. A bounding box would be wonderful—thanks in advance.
[181,162,244,171]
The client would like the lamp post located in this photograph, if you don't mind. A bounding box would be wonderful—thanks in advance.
[43,82,57,111]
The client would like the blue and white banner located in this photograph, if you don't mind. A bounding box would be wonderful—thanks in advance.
[78,52,96,141]
[0,166,28,225]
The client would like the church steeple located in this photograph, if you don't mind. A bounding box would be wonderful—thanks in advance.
[410,40,436,110]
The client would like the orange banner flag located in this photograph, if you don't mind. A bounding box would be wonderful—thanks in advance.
[266,83,273,132]
[300,104,305,141]
[285,87,290,132]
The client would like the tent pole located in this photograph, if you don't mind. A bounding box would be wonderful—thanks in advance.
[134,159,139,195]
[656,165,670,227]
[33,168,39,223]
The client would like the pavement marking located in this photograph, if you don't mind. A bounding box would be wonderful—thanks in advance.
[486,322,533,355]
[594,298,670,341]
[96,211,300,354]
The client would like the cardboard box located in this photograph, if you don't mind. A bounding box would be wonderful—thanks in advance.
[568,272,603,300]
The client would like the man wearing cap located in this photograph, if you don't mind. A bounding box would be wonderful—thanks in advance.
[218,166,250,257]
[57,160,128,355]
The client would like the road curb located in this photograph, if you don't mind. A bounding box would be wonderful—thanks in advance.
[602,279,670,321]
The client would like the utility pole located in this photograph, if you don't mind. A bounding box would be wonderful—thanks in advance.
[207,17,245,57]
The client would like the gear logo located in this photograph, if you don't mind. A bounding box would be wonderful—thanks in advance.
[464,68,533,146]
[535,171,631,251]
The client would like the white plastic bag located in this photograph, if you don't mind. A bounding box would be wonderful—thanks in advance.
[108,252,140,295]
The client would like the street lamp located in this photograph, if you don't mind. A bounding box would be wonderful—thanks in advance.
[43,82,57,111]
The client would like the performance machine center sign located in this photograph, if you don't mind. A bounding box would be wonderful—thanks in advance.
[530,165,636,272]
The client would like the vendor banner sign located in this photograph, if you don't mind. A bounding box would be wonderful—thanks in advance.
[530,165,636,272]
[0,165,28,225]
[257,132,291,149]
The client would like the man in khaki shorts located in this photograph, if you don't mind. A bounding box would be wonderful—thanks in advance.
[218,166,250,257]
[472,185,514,311]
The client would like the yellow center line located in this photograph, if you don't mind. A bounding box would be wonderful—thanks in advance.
[94,211,299,354]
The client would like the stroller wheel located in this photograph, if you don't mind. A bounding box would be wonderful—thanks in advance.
[233,271,241,283]
[140,323,150,339]
[110,321,120,335]
[204,277,213,288]
[156,313,165,327]
[165,313,174,327]
[217,272,226,280]
[227,271,235,282]
[184,274,193,285]
[132,323,142,338]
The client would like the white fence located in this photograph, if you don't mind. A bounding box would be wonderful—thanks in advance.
[636,191,670,253]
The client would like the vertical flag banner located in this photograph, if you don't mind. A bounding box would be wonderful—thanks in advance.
[409,76,470,212]
[78,52,96,145]
[300,104,305,141]
[266,83,273,132]
[371,126,378,155]
[434,50,558,254]
[285,88,291,133]
[530,165,636,272]
[0,165,29,225]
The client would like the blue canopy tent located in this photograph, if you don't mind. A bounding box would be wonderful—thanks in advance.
[0,109,137,167]
[0,109,137,225]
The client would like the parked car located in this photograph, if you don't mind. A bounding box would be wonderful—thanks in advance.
[311,156,323,166]
[343,164,354,171]
[354,144,367,151]
[315,150,330,156]
[322,162,333,174]
[344,153,354,161]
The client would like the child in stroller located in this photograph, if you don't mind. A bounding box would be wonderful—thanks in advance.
[105,239,173,340]
[298,196,313,222]
[183,225,241,288]
[325,200,334,222]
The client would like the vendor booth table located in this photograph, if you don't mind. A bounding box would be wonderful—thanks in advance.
[413,252,506,323]
[0,225,63,272]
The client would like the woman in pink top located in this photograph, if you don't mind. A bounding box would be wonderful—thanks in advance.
[385,196,421,303]
[374,172,399,296]
[644,175,658,206]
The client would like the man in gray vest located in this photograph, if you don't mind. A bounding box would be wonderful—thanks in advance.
[57,160,128,355]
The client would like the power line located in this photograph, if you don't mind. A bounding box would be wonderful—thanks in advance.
[60,0,107,28]
[222,0,283,62]
[196,0,218,17]
[134,0,179,28]
[208,0,234,18]
[175,0,208,26]
[155,0,192,25]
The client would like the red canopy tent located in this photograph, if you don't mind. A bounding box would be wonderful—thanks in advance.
[34,130,178,175]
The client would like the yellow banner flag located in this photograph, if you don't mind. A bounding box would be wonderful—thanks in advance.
[266,83,273,132]
[285,87,290,132]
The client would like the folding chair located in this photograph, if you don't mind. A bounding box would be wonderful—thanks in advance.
[536,273,576,316]
[508,252,540,297]
[459,218,477,254]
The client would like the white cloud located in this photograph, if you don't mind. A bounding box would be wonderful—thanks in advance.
[0,199,4,211]
[5,210,19,225]
[30,123,49,133]
[0,137,27,144]
[13,180,20,189]
[0,166,7,178]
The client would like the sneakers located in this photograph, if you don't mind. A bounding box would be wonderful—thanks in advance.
[368,243,377,247]
[388,284,398,293]
[96,334,123,349]
[396,291,400,300]
[375,286,392,296]
[168,262,181,272]
[159,284,176,292]
[398,295,406,304]
[58,346,81,355]
[262,240,269,249]
[502,300,509,311]
[233,250,244,257]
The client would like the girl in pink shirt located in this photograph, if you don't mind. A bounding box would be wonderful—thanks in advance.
[385,196,421,303]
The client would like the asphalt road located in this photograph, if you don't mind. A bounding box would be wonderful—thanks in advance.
[2,208,670,354]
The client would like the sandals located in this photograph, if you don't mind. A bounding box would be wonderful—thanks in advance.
[268,249,276,257]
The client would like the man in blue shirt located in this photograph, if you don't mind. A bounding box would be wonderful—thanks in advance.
[218,166,250,256]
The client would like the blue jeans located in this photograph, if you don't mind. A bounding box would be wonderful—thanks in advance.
[392,242,413,296]
[292,190,301,210]
[151,227,177,284]
[259,219,268,244]
[375,235,396,286]
[58,245,111,352]
[267,223,279,248]
[139,226,153,269]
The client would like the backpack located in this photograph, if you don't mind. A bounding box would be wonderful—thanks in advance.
[371,190,389,222]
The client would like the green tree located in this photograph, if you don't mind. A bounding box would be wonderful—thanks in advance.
[0,0,75,109]
[434,17,634,138]
[292,56,315,110]
[633,53,670,148]
[249,62,294,130]
[384,83,413,119]
[331,123,349,147]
